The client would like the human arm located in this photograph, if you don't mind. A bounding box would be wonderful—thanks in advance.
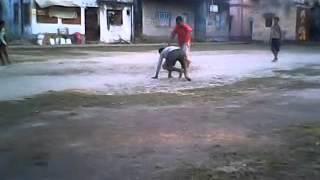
[152,55,164,79]
[0,29,7,46]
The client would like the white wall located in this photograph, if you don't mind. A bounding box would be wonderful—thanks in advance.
[142,0,195,40]
[99,5,133,43]
[31,7,85,35]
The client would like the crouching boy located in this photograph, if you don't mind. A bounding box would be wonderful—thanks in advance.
[152,46,191,81]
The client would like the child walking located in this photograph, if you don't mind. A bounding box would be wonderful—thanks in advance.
[270,17,282,62]
[0,20,10,66]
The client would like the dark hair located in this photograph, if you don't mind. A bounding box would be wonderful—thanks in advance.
[274,16,280,21]
[176,16,184,24]
[158,47,165,54]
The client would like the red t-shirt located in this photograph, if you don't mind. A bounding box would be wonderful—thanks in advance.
[172,24,193,47]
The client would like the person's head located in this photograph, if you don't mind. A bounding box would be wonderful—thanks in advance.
[176,16,184,26]
[158,47,165,54]
[0,20,5,28]
[274,17,280,24]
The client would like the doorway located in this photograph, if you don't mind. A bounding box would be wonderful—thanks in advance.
[249,19,253,40]
[85,7,99,42]
[296,6,311,41]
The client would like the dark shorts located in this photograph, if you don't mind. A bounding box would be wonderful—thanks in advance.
[164,49,187,69]
[271,39,281,52]
[0,42,7,49]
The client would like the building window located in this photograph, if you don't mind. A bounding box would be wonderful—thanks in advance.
[61,8,81,24]
[36,5,58,24]
[264,13,274,28]
[209,4,219,13]
[158,12,171,27]
[265,17,273,27]
[23,3,31,25]
[107,10,123,26]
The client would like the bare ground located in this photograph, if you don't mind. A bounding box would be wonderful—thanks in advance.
[1,65,320,179]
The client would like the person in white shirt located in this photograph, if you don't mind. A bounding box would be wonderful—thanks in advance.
[152,46,191,81]
[0,20,10,66]
[270,17,282,62]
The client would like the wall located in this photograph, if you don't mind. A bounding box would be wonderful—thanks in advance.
[205,1,230,41]
[30,1,85,35]
[142,0,195,41]
[1,0,27,40]
[251,0,297,41]
[99,4,133,43]
[229,0,253,40]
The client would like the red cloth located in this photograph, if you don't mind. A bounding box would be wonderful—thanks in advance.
[172,24,193,47]
[74,32,82,44]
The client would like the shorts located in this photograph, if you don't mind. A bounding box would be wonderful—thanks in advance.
[163,49,187,69]
[181,43,191,59]
[0,43,6,48]
[271,39,281,52]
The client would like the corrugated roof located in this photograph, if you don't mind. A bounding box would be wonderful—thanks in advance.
[35,0,98,8]
[97,0,134,4]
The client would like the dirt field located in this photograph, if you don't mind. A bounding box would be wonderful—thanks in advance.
[1,45,320,180]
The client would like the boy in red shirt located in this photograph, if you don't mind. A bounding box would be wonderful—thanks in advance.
[169,16,192,68]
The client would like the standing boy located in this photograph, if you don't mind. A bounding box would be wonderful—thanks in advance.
[0,20,10,66]
[270,17,282,62]
[169,16,192,68]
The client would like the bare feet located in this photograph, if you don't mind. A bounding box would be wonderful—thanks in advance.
[185,77,192,81]
[272,58,278,63]
[179,71,183,79]
[152,76,158,79]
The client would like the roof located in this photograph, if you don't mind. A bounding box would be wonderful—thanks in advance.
[35,0,82,8]
[97,0,134,4]
[35,0,98,8]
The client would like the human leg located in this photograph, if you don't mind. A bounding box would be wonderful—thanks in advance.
[182,44,191,68]
[0,47,5,65]
[3,46,10,64]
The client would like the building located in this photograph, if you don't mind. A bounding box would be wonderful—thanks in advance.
[251,0,320,42]
[1,0,134,44]
[97,0,134,43]
[0,0,32,40]
[229,0,253,40]
[134,0,230,42]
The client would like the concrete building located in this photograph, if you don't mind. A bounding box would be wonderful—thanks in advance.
[134,0,230,42]
[229,0,253,40]
[251,0,320,42]
[0,0,32,40]
[1,0,134,44]
[97,0,134,43]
